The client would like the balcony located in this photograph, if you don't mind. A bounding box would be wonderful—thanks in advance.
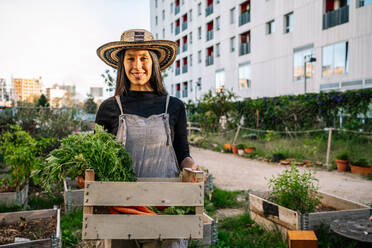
[206,30,214,41]
[176,90,180,98]
[323,5,349,30]
[239,11,250,26]
[175,26,180,35]
[175,5,180,15]
[206,5,213,16]
[175,67,181,75]
[182,90,188,98]
[206,55,214,66]
[182,43,188,52]
[239,42,251,56]
[182,21,188,31]
[182,65,188,73]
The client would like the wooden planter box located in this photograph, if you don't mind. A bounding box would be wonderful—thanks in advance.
[0,184,28,207]
[249,191,370,237]
[63,178,84,213]
[82,169,205,241]
[0,208,61,247]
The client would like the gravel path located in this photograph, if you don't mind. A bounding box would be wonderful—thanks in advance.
[191,146,372,206]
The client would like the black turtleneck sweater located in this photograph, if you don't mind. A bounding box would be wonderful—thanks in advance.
[95,91,190,165]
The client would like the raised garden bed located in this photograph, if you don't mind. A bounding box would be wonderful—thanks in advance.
[0,184,28,207]
[82,169,214,244]
[249,191,370,237]
[63,178,83,213]
[0,207,61,247]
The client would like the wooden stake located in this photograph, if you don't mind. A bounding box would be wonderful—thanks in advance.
[84,169,95,215]
[325,128,333,168]
[232,125,241,145]
[188,122,191,137]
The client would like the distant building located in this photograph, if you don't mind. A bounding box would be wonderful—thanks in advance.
[13,77,42,103]
[151,0,372,101]
[0,78,11,107]
[46,84,76,108]
[90,87,104,105]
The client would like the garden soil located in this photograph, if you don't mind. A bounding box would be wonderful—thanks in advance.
[191,146,372,206]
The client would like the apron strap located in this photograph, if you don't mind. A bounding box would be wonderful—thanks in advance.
[115,95,124,115]
[164,95,170,114]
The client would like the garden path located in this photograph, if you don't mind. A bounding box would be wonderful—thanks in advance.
[191,146,372,206]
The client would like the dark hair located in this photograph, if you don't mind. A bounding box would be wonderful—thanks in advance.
[115,49,168,96]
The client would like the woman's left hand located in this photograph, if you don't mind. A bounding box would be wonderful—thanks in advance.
[181,157,201,171]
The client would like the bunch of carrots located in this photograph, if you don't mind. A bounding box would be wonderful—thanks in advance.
[108,206,166,215]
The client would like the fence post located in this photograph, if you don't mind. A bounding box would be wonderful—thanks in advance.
[325,128,333,168]
[232,125,241,145]
[188,122,191,137]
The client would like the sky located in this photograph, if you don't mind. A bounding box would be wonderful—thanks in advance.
[0,0,150,99]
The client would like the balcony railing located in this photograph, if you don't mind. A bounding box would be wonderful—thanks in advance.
[175,5,180,15]
[323,5,349,30]
[182,43,188,52]
[206,30,214,41]
[175,67,181,75]
[175,26,180,35]
[206,5,213,16]
[182,90,188,98]
[182,21,188,31]
[239,11,250,26]
[206,55,214,66]
[182,65,188,73]
[239,42,251,56]
[176,91,180,98]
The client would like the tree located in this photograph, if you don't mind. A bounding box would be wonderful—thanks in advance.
[101,69,117,93]
[37,94,49,107]
[84,94,97,114]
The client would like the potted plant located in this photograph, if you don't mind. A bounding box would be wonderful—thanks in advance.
[231,145,239,154]
[236,144,245,155]
[223,143,232,151]
[244,146,255,154]
[350,159,372,175]
[335,152,349,172]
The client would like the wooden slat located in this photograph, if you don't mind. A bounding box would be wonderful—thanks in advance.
[137,177,180,182]
[0,192,17,206]
[249,193,298,230]
[84,181,203,206]
[0,209,57,224]
[249,211,288,240]
[82,214,203,240]
[83,169,94,215]
[0,239,51,248]
[319,191,369,210]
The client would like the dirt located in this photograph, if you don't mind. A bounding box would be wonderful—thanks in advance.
[0,216,56,245]
[191,146,372,206]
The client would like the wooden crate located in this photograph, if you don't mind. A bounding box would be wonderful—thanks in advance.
[63,178,84,213]
[249,191,370,237]
[0,207,61,248]
[82,169,205,240]
[288,230,318,248]
[0,184,28,207]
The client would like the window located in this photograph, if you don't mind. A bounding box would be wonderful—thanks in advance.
[293,45,315,81]
[198,26,202,40]
[198,2,202,15]
[170,3,173,13]
[198,50,202,63]
[189,32,193,44]
[182,0,184,5]
[215,70,225,92]
[190,54,193,66]
[359,0,372,7]
[182,82,188,98]
[266,20,275,34]
[230,8,235,24]
[171,84,174,95]
[284,12,293,33]
[155,0,158,8]
[162,28,165,38]
[189,9,192,22]
[216,0,220,3]
[190,80,193,92]
[239,63,251,88]
[197,77,202,90]
[230,37,235,52]
[216,43,220,57]
[155,16,158,25]
[162,10,165,20]
[156,33,159,39]
[322,41,348,77]
[216,16,221,31]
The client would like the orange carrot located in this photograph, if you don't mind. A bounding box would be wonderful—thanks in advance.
[132,206,157,215]
[113,206,157,215]
[108,206,120,214]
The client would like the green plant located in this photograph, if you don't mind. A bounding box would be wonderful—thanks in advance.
[41,125,136,192]
[236,144,245,150]
[351,158,370,168]
[336,152,348,161]
[271,152,286,162]
[267,164,321,213]
[61,209,83,247]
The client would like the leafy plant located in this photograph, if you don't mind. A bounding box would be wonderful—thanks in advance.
[236,144,245,150]
[41,125,136,192]
[351,158,370,168]
[336,152,349,161]
[271,152,286,162]
[267,164,321,213]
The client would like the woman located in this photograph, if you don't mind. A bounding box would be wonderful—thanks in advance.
[95,29,199,248]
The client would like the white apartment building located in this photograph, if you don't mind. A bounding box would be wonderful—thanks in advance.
[150,0,372,101]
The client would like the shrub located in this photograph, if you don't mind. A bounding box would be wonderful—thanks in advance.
[351,158,370,168]
[271,152,285,162]
[336,152,349,161]
[267,164,321,213]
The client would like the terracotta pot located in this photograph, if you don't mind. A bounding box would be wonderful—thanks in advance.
[224,144,232,150]
[244,147,255,153]
[231,145,238,154]
[336,159,348,172]
[350,165,372,175]
[76,176,85,188]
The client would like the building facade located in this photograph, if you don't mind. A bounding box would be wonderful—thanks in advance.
[46,84,76,108]
[150,0,372,101]
[12,77,42,103]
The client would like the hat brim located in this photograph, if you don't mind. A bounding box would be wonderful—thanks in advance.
[97,40,178,71]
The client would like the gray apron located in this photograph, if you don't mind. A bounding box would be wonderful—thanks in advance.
[103,95,188,248]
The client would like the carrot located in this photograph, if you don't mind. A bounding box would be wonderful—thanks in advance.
[113,206,157,215]
[132,206,157,215]
[155,206,168,210]
[108,206,120,214]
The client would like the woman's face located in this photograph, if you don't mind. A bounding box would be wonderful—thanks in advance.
[123,49,153,90]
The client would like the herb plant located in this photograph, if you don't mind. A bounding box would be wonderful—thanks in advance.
[351,158,370,168]
[267,164,321,213]
[336,152,349,161]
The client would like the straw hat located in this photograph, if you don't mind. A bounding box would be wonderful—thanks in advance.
[97,29,177,70]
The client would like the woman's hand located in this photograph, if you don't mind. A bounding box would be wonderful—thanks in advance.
[180,157,201,171]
